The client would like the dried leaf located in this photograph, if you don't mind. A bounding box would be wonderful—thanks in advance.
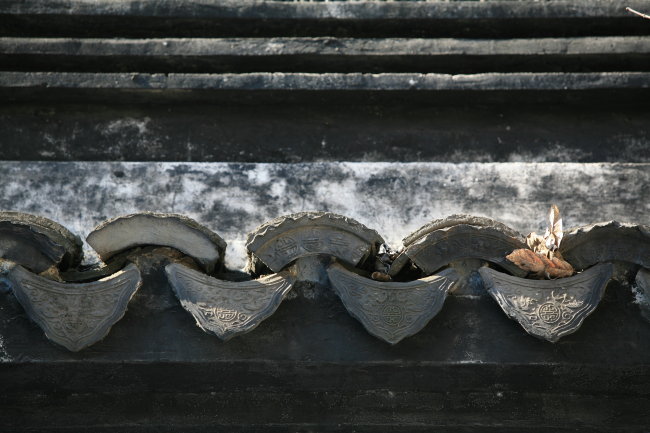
[371,271,392,282]
[507,206,574,279]
[545,259,574,278]
[507,248,575,279]
[543,255,574,278]
[506,249,546,275]
[543,204,563,252]
[526,232,545,251]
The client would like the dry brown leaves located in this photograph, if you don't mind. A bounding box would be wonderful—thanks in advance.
[506,205,575,279]
[371,271,392,282]
[506,248,574,279]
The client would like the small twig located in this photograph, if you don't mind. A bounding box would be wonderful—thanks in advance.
[626,7,650,19]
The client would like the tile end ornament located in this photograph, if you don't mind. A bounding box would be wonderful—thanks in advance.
[6,264,142,351]
[165,263,294,341]
[327,262,457,344]
[480,263,613,343]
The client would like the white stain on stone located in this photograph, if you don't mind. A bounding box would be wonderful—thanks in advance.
[631,283,647,305]
[0,161,648,271]
[507,143,592,163]
[246,165,272,185]
[0,334,10,362]
[105,117,151,135]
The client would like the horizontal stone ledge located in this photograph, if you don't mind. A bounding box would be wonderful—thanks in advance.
[6,37,650,75]
[2,0,647,20]
[2,94,648,163]
[4,36,649,57]
[2,72,650,92]
[0,161,647,270]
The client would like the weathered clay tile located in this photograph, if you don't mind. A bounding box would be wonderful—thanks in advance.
[245,212,384,274]
[5,263,141,351]
[87,212,226,273]
[397,215,527,277]
[479,264,612,343]
[0,211,83,272]
[560,221,650,270]
[327,262,457,344]
[165,263,294,341]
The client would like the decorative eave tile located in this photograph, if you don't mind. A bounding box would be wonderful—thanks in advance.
[480,263,613,343]
[165,263,294,341]
[327,262,457,344]
[6,263,141,351]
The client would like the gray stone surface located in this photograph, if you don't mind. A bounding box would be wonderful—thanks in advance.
[3,0,646,19]
[3,71,650,91]
[0,162,647,271]
[3,36,648,76]
[4,36,648,57]
[3,97,647,163]
[328,262,456,344]
[5,263,141,351]
[480,263,613,343]
[166,263,293,341]
[5,36,650,57]
[87,212,226,273]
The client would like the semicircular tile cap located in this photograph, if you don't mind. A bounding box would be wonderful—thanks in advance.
[6,263,142,351]
[165,263,294,341]
[87,212,227,274]
[479,263,613,343]
[327,262,457,344]
[559,221,650,271]
[245,211,385,274]
[403,214,523,246]
[399,214,527,277]
[0,211,83,272]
